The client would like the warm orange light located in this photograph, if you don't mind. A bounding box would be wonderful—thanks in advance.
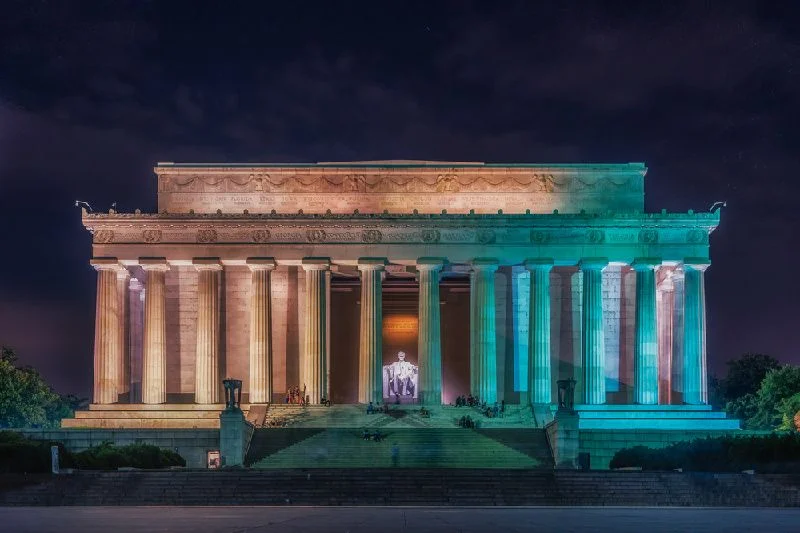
[383,315,418,333]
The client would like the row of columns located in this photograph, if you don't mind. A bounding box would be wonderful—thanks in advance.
[523,257,709,406]
[92,255,709,407]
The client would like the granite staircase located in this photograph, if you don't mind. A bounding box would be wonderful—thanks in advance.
[2,470,799,507]
[246,428,552,469]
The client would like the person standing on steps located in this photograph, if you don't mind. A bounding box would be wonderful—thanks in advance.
[391,443,399,467]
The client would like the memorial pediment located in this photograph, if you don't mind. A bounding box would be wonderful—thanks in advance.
[155,162,646,215]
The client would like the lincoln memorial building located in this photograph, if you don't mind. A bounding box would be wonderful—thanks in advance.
[67,161,738,433]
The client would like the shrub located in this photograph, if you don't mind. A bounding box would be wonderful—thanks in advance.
[0,431,74,473]
[72,442,185,470]
[0,433,185,472]
[610,433,800,473]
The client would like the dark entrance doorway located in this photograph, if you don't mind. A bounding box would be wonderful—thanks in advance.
[328,271,471,404]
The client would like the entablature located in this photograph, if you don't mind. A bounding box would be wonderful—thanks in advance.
[83,210,719,247]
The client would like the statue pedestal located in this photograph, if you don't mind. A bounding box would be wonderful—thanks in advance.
[545,409,580,469]
[219,408,249,467]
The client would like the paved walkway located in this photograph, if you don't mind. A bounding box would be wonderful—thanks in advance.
[2,506,800,532]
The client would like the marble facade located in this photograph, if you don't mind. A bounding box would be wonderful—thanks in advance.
[68,161,734,430]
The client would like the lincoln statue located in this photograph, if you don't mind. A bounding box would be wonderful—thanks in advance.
[384,351,418,399]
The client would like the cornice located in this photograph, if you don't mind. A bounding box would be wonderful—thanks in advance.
[81,210,718,247]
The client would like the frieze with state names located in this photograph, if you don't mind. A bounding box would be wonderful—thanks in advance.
[155,164,647,215]
[90,221,712,247]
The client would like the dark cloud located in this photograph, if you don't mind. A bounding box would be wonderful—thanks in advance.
[0,1,799,394]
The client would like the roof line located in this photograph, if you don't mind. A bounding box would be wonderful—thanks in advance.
[155,162,647,169]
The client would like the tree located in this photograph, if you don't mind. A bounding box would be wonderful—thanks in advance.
[778,393,800,432]
[725,393,759,427]
[720,353,780,404]
[0,346,81,429]
[748,365,800,430]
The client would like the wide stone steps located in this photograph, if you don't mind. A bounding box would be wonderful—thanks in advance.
[248,428,552,469]
[2,470,799,507]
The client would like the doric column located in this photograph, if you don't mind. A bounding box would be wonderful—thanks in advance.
[247,258,276,404]
[91,258,124,404]
[683,259,710,405]
[116,268,131,398]
[302,258,330,404]
[469,269,477,396]
[580,258,608,405]
[129,277,145,403]
[633,258,660,405]
[417,258,444,405]
[141,258,169,404]
[656,269,675,405]
[525,258,553,405]
[471,259,498,403]
[358,258,386,404]
[194,258,222,404]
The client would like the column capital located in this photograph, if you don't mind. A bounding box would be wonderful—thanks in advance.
[579,257,609,270]
[357,257,388,271]
[139,257,169,272]
[683,257,711,271]
[471,258,499,272]
[246,257,277,271]
[193,257,223,271]
[524,258,554,271]
[632,257,662,270]
[416,257,446,271]
[91,257,124,272]
[301,257,331,271]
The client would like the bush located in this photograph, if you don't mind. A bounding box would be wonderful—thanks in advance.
[610,433,800,473]
[72,442,185,470]
[0,433,185,472]
[0,431,74,473]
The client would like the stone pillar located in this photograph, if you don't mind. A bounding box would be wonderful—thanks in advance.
[302,258,330,404]
[471,259,499,403]
[656,269,675,404]
[580,258,608,405]
[117,268,131,398]
[683,259,710,405]
[525,259,554,405]
[633,258,660,405]
[358,258,386,404]
[91,258,124,404]
[141,258,169,404]
[194,258,223,404]
[417,258,444,405]
[129,277,144,403]
[469,269,477,396]
[247,258,276,404]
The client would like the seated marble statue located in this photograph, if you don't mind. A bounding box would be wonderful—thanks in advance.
[382,351,418,399]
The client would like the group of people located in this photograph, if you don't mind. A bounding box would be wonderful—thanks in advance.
[454,395,481,407]
[366,402,391,415]
[453,395,505,418]
[285,385,307,405]
[483,401,505,418]
[458,414,477,428]
[361,429,385,442]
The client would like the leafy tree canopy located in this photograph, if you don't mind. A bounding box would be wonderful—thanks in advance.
[720,353,780,404]
[0,346,84,429]
[748,365,800,430]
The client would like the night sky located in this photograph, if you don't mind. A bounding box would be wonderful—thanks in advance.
[1,1,798,397]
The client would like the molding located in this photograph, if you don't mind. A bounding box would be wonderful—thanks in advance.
[246,257,277,271]
[579,257,609,269]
